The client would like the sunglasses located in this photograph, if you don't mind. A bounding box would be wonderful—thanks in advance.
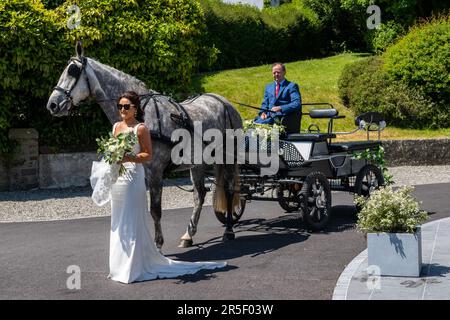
[117,103,134,111]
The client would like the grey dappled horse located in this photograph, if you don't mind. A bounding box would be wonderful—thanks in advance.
[46,42,242,249]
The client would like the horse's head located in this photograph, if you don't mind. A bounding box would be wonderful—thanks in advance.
[47,41,92,116]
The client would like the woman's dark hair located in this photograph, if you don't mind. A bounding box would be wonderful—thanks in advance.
[118,91,144,122]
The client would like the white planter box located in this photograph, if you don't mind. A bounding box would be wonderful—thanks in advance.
[367,227,422,277]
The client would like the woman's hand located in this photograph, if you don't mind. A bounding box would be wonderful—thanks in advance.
[120,155,134,164]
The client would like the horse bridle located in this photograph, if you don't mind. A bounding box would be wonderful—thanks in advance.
[53,56,91,114]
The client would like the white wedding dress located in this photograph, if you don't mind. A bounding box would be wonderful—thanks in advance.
[107,122,226,284]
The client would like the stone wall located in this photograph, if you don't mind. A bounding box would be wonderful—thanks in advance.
[38,152,99,189]
[2,133,450,191]
[383,139,450,167]
[7,129,39,190]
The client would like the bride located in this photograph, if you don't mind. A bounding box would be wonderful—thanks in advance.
[106,91,226,284]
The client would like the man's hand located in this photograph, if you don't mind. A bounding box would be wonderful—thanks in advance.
[261,112,267,120]
[271,106,281,112]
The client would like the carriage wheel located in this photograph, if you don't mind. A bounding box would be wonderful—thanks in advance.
[277,183,301,212]
[300,172,332,231]
[354,164,385,211]
[211,183,246,225]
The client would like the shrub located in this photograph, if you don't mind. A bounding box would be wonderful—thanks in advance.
[341,0,418,26]
[369,21,406,54]
[355,186,428,234]
[303,0,369,53]
[383,15,450,110]
[0,0,68,154]
[338,56,383,107]
[41,0,65,9]
[338,56,439,128]
[57,0,216,91]
[200,0,323,70]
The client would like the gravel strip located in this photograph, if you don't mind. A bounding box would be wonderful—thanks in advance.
[0,178,212,223]
[1,166,450,223]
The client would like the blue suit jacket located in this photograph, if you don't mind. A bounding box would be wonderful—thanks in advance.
[255,79,302,124]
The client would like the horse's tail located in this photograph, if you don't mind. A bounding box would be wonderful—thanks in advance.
[213,163,241,214]
[202,93,241,213]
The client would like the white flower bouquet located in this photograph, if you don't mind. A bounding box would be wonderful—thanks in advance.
[96,131,138,176]
[90,131,138,206]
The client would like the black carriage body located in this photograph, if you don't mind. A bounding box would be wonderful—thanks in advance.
[240,132,381,193]
[211,105,386,231]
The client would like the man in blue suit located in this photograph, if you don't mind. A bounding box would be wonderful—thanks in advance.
[254,62,301,124]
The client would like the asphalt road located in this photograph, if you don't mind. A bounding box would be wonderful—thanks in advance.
[1,183,449,300]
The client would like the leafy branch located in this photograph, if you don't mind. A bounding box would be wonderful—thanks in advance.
[353,145,394,185]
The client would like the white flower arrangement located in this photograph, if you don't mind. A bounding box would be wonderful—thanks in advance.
[96,131,138,176]
[243,119,285,140]
[355,186,428,234]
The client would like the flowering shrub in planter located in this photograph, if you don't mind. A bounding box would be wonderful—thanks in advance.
[355,186,427,234]
[355,186,428,277]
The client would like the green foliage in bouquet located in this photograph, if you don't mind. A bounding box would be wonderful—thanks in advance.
[355,186,428,234]
[96,131,138,176]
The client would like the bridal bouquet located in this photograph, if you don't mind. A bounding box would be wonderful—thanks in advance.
[90,131,138,206]
[96,131,138,176]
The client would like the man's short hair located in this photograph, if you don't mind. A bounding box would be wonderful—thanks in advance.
[272,62,285,71]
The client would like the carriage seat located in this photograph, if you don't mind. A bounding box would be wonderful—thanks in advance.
[309,108,339,118]
[328,141,381,153]
[285,133,336,142]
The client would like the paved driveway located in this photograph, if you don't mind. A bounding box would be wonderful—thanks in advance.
[1,183,449,300]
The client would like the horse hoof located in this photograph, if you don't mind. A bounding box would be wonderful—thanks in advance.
[178,239,193,248]
[222,231,235,241]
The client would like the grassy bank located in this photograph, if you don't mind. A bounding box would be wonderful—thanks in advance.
[191,53,450,141]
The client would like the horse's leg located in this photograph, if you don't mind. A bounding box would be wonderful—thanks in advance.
[222,164,237,241]
[148,169,164,250]
[179,165,207,248]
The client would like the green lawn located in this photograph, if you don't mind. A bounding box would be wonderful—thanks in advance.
[191,54,450,141]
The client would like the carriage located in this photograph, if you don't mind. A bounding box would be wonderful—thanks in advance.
[210,103,387,231]
[47,44,387,247]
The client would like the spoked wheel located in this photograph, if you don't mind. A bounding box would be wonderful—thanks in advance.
[277,183,301,212]
[354,164,385,211]
[300,172,332,231]
[211,183,246,225]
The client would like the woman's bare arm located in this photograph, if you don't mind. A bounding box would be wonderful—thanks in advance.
[123,124,152,163]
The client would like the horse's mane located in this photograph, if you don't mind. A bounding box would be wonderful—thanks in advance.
[87,57,151,99]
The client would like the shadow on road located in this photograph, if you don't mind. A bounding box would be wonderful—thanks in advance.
[169,204,359,263]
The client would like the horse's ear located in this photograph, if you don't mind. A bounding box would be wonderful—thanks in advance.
[75,41,83,58]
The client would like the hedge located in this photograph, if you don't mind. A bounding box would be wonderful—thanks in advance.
[338,57,441,129]
[200,0,324,70]
[0,0,216,154]
[339,14,450,128]
[383,15,450,110]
